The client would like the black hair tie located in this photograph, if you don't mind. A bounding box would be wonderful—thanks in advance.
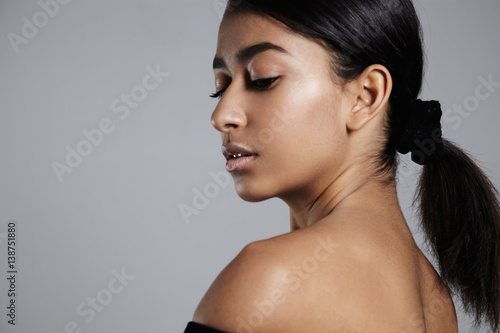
[395,99,444,165]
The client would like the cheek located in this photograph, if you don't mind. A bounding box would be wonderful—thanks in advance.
[233,77,348,200]
[269,79,346,155]
[241,85,346,200]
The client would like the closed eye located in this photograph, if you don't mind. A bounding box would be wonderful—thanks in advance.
[209,77,280,100]
[250,77,280,90]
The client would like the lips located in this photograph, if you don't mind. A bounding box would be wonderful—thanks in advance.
[222,143,257,172]
[222,143,256,160]
[227,152,253,159]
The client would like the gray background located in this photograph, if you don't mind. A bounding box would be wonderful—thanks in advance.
[0,0,499,332]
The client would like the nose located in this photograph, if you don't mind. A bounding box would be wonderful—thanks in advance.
[210,88,247,133]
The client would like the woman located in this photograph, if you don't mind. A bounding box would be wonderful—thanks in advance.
[185,0,500,331]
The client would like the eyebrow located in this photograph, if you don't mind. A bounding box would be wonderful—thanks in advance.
[212,42,288,70]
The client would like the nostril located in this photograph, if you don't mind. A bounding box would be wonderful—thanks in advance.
[224,123,238,129]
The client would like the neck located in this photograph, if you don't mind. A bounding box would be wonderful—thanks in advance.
[285,166,399,231]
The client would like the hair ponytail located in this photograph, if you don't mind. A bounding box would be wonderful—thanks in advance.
[416,138,500,331]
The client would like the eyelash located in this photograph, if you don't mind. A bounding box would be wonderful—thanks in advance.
[210,90,225,99]
[210,77,280,100]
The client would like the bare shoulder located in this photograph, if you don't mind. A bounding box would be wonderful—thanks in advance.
[193,228,348,331]
[192,237,295,332]
[193,218,452,332]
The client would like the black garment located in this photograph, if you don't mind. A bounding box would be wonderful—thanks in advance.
[184,321,228,333]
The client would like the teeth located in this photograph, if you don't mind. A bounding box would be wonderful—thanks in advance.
[232,154,244,159]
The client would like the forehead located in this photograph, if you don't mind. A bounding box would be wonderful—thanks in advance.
[217,11,293,51]
[215,11,330,67]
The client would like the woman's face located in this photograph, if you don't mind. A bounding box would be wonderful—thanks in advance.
[211,11,354,204]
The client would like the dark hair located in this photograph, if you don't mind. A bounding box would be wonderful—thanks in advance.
[225,0,500,330]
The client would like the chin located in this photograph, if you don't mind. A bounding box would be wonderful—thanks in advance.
[234,181,275,203]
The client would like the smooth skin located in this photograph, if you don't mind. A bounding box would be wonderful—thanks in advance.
[194,11,458,333]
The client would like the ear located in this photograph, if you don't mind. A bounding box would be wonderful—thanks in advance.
[345,64,392,131]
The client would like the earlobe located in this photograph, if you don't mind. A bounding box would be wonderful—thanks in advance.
[346,65,392,131]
